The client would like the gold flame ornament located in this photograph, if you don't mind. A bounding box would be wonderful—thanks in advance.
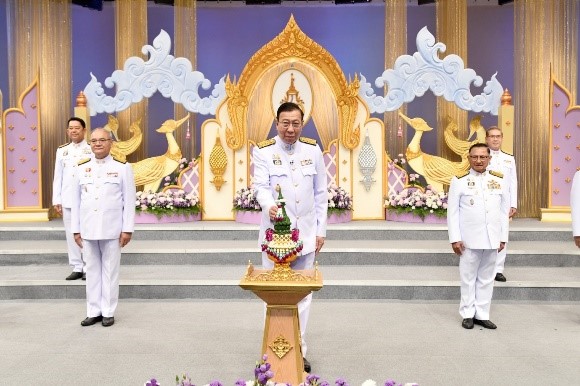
[209,134,228,191]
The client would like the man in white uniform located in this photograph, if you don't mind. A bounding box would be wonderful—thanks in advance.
[448,143,509,330]
[253,102,327,373]
[71,128,135,327]
[486,126,517,282]
[571,171,580,248]
[52,117,92,280]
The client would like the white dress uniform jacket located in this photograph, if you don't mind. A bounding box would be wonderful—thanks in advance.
[488,149,517,210]
[572,171,580,237]
[487,149,517,274]
[70,154,135,239]
[71,154,135,318]
[253,136,327,356]
[52,141,92,208]
[52,141,92,273]
[253,136,328,255]
[447,169,510,249]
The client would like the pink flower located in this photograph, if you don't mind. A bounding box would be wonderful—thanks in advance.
[291,228,300,242]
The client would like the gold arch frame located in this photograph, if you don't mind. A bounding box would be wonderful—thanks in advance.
[224,15,360,151]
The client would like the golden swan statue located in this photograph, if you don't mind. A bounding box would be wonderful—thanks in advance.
[399,112,485,192]
[132,114,190,192]
[103,115,143,163]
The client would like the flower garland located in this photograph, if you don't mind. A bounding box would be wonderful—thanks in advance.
[136,190,201,218]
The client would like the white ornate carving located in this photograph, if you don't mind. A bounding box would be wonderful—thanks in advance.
[83,29,226,116]
[358,130,377,191]
[359,26,503,115]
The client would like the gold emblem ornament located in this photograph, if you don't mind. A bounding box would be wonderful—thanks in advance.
[487,180,501,190]
[269,335,293,359]
[209,134,228,191]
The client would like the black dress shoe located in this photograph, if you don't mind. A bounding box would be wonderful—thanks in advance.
[81,315,103,326]
[66,271,83,281]
[462,318,474,329]
[102,317,115,327]
[82,272,86,281]
[303,357,311,373]
[474,318,497,329]
[495,273,507,282]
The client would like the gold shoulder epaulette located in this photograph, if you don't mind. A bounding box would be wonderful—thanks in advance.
[257,138,276,149]
[113,156,127,164]
[58,142,70,149]
[501,150,514,157]
[457,172,470,179]
[489,170,504,178]
[299,137,317,146]
[78,158,91,166]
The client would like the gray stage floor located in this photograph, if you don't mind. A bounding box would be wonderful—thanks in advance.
[1,299,579,386]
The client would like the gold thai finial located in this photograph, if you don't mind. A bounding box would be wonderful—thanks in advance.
[280,73,305,113]
[209,132,228,191]
[501,88,512,105]
[76,91,87,107]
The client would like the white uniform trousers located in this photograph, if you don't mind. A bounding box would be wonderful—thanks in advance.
[495,243,508,274]
[459,248,497,320]
[84,239,121,318]
[262,251,314,356]
[62,208,84,273]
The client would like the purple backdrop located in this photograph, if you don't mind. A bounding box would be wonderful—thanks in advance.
[2,3,567,162]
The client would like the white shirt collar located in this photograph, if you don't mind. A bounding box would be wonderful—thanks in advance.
[278,136,296,154]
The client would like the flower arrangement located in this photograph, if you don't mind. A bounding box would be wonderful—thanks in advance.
[389,154,424,188]
[233,186,261,212]
[161,158,195,191]
[135,189,201,218]
[144,355,418,386]
[327,182,353,215]
[234,184,353,215]
[385,185,448,219]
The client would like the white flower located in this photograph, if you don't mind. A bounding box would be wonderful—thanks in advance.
[361,380,377,386]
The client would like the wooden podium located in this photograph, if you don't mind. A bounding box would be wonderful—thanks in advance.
[240,262,323,385]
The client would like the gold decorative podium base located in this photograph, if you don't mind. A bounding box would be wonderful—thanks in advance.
[240,262,323,385]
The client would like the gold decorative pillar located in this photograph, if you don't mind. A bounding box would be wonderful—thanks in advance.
[552,1,578,98]
[384,0,407,159]
[115,0,147,162]
[436,0,467,161]
[6,0,72,210]
[174,0,197,159]
[498,89,514,154]
[514,0,578,217]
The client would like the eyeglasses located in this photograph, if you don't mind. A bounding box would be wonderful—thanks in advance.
[90,139,112,144]
[279,120,302,129]
[487,135,502,139]
[469,155,490,160]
